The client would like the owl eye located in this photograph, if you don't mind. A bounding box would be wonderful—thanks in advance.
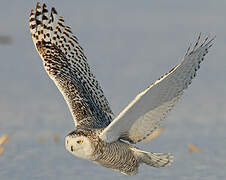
[76,140,83,144]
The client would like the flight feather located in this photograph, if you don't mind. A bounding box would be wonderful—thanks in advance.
[100,34,215,143]
[29,2,114,128]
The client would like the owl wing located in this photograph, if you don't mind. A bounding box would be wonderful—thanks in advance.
[29,3,113,129]
[100,34,215,143]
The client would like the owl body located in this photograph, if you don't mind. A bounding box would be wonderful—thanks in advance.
[65,128,139,175]
[30,2,214,175]
[65,128,172,175]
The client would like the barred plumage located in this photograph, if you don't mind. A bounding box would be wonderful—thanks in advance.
[30,2,113,129]
[95,141,139,175]
[30,2,215,176]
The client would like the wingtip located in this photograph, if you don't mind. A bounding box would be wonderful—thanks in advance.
[207,35,216,46]
[51,7,57,15]
[185,33,216,56]
[43,3,47,8]
[36,2,41,9]
[30,9,34,16]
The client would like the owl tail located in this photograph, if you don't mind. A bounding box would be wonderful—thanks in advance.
[134,149,173,168]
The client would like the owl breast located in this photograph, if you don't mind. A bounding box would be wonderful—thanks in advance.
[94,140,139,175]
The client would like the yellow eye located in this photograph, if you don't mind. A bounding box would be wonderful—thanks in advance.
[76,140,83,144]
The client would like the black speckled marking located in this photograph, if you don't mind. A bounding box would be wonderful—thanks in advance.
[29,2,114,128]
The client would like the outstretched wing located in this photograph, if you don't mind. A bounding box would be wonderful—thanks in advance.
[29,3,113,129]
[100,34,215,143]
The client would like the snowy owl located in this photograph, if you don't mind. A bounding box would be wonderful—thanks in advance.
[29,2,215,175]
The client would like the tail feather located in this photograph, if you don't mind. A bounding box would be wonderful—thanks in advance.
[143,152,173,168]
[134,149,173,168]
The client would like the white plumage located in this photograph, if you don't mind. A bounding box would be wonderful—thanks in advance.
[30,2,215,175]
[100,35,214,143]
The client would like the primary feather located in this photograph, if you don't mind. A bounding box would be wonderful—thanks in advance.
[29,2,113,129]
[100,34,215,143]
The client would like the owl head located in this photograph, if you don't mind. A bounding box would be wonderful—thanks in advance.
[65,129,95,160]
